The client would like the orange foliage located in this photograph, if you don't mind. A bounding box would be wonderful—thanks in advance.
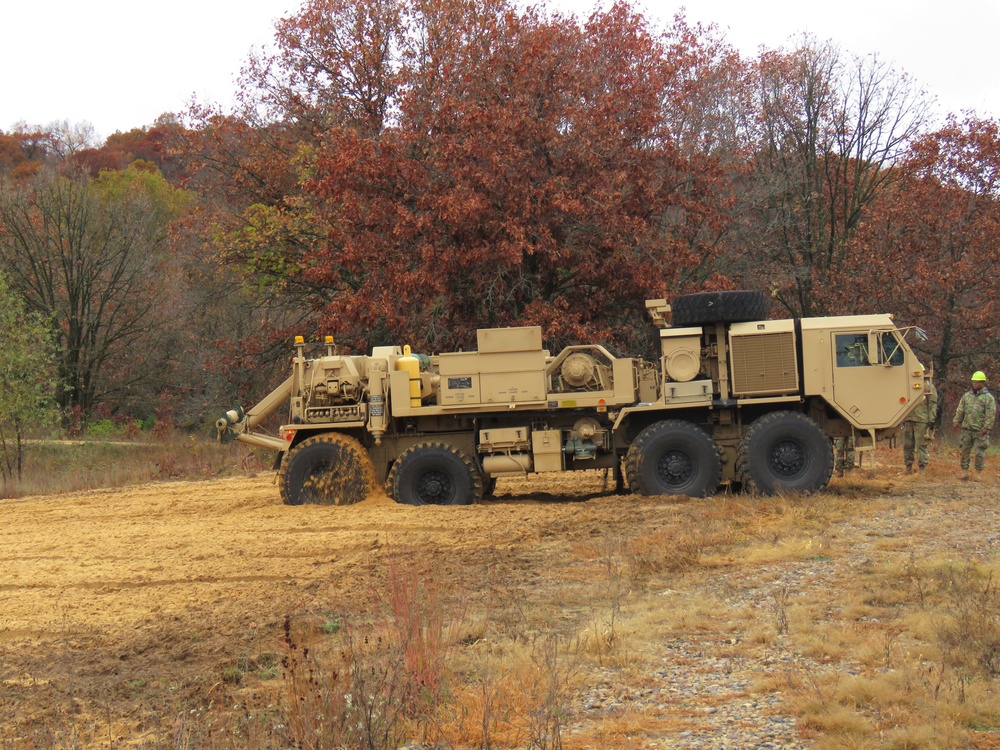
[266,0,739,352]
[830,115,1000,405]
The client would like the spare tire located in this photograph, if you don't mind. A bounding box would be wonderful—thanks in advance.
[672,290,768,327]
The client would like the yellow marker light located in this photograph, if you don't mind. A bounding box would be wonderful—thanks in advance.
[914,383,923,389]
[325,335,334,344]
[294,335,304,344]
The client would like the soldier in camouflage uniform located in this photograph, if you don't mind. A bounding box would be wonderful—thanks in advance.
[953,371,997,480]
[903,367,938,473]
[834,436,855,476]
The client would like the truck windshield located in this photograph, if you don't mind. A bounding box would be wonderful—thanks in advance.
[878,332,905,366]
[834,332,904,367]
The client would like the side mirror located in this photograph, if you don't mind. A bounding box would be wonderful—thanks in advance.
[867,332,881,366]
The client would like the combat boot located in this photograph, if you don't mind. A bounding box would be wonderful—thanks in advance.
[962,469,971,481]
[974,470,983,482]
[905,464,913,475]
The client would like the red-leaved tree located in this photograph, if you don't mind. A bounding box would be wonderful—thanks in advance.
[181,0,742,362]
[830,115,1000,413]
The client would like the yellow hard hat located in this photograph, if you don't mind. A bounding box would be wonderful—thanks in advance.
[972,371,987,381]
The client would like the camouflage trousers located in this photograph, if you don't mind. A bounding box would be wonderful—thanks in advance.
[834,436,856,471]
[959,429,990,471]
[902,421,932,468]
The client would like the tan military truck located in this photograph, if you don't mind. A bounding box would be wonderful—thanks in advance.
[216,291,926,505]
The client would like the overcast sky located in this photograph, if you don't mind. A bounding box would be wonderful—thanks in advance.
[2,0,996,141]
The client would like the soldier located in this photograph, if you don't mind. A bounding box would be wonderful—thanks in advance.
[834,435,856,477]
[903,365,938,473]
[953,371,997,481]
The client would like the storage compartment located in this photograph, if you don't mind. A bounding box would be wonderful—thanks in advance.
[479,426,531,452]
[480,370,547,404]
[478,326,543,353]
[441,373,480,405]
[662,380,712,404]
[532,429,563,473]
[438,340,547,405]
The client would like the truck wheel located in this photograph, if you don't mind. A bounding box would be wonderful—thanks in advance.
[671,290,768,327]
[278,434,374,506]
[482,475,498,497]
[388,442,484,506]
[624,420,721,498]
[736,411,834,495]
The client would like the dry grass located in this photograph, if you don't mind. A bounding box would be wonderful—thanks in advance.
[5,442,1000,748]
[248,450,1000,750]
[3,433,258,498]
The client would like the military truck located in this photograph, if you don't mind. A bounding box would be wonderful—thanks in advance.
[215,291,926,505]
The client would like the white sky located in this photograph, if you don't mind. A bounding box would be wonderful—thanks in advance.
[1,0,997,141]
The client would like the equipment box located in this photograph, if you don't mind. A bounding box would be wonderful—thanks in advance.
[478,326,543,353]
[532,429,563,472]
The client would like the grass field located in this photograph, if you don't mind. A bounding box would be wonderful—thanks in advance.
[2,435,999,749]
[1,433,262,498]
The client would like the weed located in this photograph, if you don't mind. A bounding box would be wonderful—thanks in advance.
[221,666,244,685]
[772,585,790,635]
[581,536,627,665]
[321,617,342,635]
[277,613,413,749]
[936,565,1000,677]
[524,633,577,750]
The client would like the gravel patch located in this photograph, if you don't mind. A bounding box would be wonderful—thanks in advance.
[566,478,1000,748]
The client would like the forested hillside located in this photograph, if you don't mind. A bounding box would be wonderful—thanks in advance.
[1,0,997,442]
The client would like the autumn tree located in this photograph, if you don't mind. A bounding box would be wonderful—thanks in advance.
[182,0,739,365]
[0,271,58,490]
[831,115,1000,411]
[728,36,929,317]
[68,116,186,182]
[0,165,191,422]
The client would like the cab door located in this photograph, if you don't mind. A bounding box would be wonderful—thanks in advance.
[831,331,912,428]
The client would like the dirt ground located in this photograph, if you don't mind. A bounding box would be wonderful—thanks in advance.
[0,469,652,747]
[1,456,998,748]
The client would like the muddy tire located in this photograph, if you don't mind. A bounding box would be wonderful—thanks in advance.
[388,442,483,506]
[671,290,768,327]
[482,475,498,498]
[735,411,834,495]
[278,434,374,506]
[624,420,721,498]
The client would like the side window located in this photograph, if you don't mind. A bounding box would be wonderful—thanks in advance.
[879,332,904,366]
[835,334,868,368]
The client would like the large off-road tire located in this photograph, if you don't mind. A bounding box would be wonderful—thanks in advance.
[624,420,721,498]
[735,411,834,495]
[671,290,768,327]
[482,475,498,498]
[278,433,375,506]
[388,442,484,506]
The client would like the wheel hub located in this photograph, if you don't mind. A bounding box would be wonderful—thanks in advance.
[768,440,804,477]
[417,470,451,503]
[657,449,693,485]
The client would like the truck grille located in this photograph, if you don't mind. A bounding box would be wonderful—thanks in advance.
[730,332,798,396]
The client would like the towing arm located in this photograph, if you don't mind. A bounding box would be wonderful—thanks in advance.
[215,375,295,452]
